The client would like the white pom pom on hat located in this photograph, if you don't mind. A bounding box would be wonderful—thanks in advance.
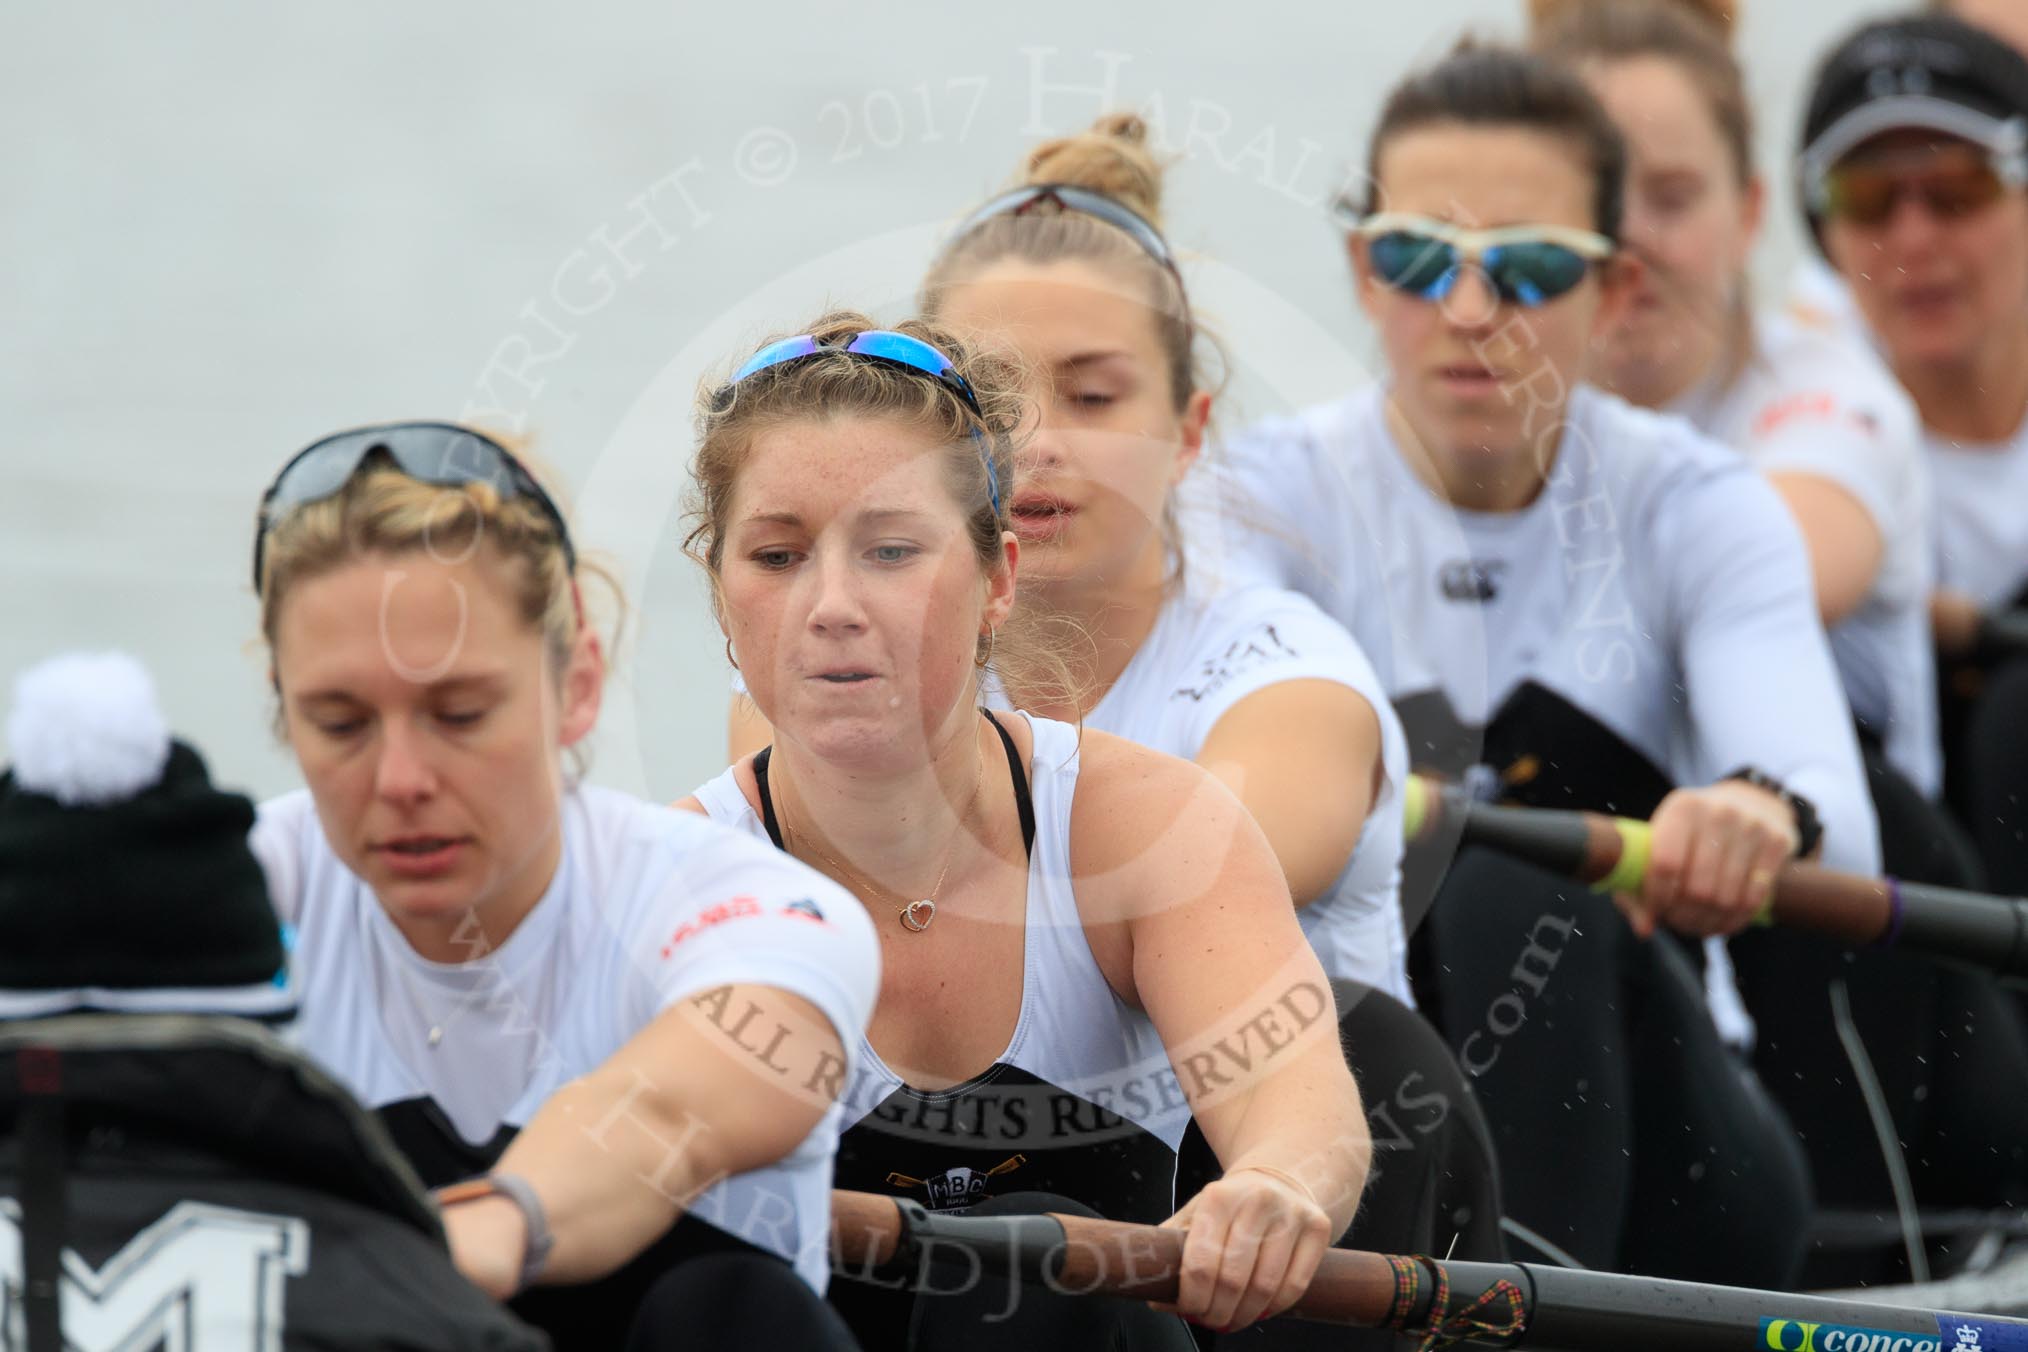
[6,652,172,807]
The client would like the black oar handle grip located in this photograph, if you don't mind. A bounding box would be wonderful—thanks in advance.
[1406,776,2028,980]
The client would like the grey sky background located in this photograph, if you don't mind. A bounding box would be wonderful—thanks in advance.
[3,0,1904,801]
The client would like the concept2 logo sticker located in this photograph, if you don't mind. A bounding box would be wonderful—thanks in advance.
[1759,1318,1947,1352]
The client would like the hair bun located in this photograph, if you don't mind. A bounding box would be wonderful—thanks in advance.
[1022,112,1168,229]
[1529,0,1734,41]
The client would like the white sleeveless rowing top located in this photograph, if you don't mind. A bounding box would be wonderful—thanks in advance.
[690,713,1197,1224]
[251,784,880,1291]
[1078,576,1412,1002]
[1671,309,1940,795]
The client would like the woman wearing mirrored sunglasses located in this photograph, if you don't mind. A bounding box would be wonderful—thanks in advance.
[1802,14,2028,905]
[680,309,1372,1349]
[1211,41,1879,1288]
[247,423,880,1350]
[1540,0,2028,1289]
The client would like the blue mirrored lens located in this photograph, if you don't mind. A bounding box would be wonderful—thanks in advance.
[844,331,958,381]
[1483,242,1590,307]
[1369,232,1459,298]
[732,335,823,381]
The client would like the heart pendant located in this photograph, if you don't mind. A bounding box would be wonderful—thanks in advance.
[900,899,936,932]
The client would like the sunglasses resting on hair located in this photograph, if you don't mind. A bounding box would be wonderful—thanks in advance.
[1347,212,1616,308]
[1816,145,2026,226]
[725,329,1001,515]
[253,422,575,594]
[949,183,1190,324]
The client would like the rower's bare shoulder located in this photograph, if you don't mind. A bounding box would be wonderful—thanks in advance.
[1068,730,1261,906]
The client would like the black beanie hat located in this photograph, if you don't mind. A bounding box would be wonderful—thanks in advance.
[0,653,292,1021]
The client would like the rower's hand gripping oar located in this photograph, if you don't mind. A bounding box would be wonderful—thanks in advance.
[1403,777,2028,981]
[830,1189,2028,1349]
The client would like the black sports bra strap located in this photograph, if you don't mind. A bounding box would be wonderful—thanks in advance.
[751,711,1033,859]
[752,745,784,849]
[983,710,1037,859]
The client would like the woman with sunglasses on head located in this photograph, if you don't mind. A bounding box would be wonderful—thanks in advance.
[721,116,1510,1295]
[920,115,1509,1299]
[1801,14,2028,906]
[683,313,1371,1349]
[1210,42,1877,1286]
[1536,0,2028,1285]
[247,423,880,1350]
[921,117,1418,1011]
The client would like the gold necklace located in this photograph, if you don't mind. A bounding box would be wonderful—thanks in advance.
[776,741,986,934]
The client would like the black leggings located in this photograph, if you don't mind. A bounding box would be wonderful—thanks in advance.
[1733,737,2028,1284]
[508,1227,852,1352]
[1410,847,1812,1287]
[1952,657,2028,895]
[620,1251,858,1350]
[1174,981,1505,1351]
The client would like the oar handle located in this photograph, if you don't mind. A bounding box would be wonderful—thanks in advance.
[830,1190,1407,1324]
[1403,776,1650,891]
[831,1190,2028,1350]
[1405,777,2028,978]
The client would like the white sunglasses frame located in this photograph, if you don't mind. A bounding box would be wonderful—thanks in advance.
[1344,211,1616,262]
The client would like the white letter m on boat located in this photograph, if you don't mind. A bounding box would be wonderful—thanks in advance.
[0,1199,309,1350]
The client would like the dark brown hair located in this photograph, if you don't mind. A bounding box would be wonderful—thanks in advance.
[1357,41,1629,243]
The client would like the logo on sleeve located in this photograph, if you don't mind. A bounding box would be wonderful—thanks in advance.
[1172,624,1300,703]
[660,896,762,958]
[782,898,828,924]
[1752,391,1880,440]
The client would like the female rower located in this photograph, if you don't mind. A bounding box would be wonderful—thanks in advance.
[1800,13,2028,898]
[1210,42,1876,1285]
[683,312,1371,1348]
[917,115,1508,1301]
[249,422,880,1349]
[1538,0,2028,1283]
[924,114,1412,1004]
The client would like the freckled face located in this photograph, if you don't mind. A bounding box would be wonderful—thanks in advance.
[717,416,1015,768]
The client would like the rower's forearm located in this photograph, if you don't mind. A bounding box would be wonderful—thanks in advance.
[495,1067,724,1284]
[1212,1070,1371,1236]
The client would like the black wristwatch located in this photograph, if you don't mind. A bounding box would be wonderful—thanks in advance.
[1723,767,1822,859]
